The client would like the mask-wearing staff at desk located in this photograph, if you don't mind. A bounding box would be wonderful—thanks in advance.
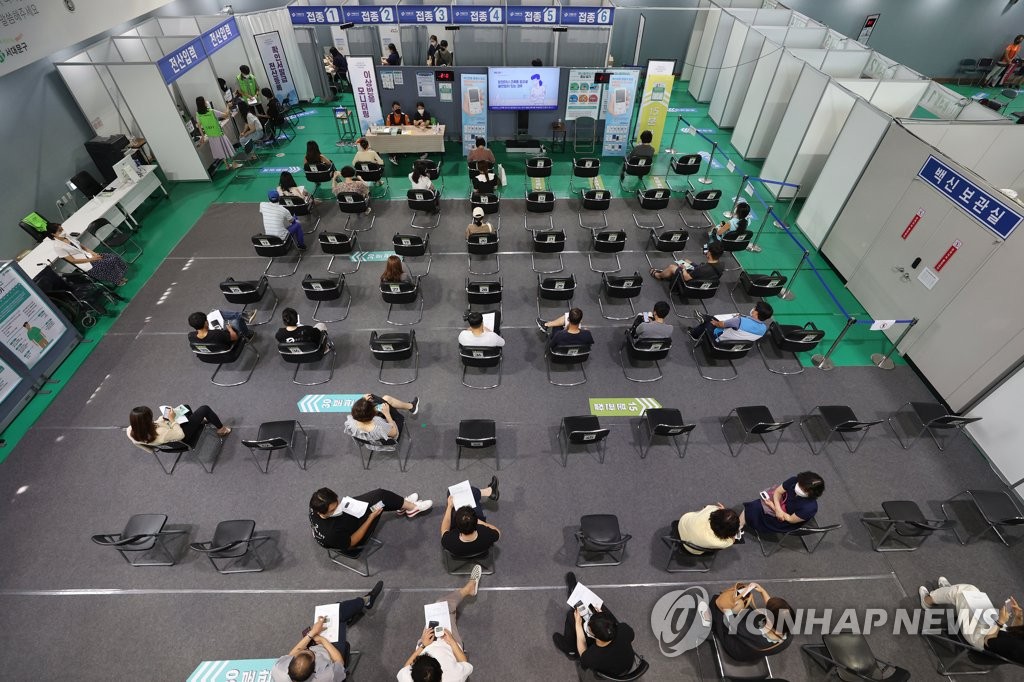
[44,222,128,286]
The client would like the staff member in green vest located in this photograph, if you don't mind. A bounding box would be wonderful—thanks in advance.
[195,96,239,170]
[236,64,265,115]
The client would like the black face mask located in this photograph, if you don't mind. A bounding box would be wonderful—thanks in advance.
[393,109,401,115]
[474,218,482,226]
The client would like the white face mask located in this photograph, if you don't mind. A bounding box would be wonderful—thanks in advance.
[417,108,425,114]
[794,483,809,498]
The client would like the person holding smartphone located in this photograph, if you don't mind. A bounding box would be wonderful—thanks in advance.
[628,301,673,340]
[344,393,418,449]
[552,571,636,676]
[711,582,794,662]
[309,487,432,554]
[919,578,1024,662]
[397,568,484,682]
[740,471,824,536]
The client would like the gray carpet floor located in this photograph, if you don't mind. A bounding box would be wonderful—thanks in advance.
[0,197,1021,680]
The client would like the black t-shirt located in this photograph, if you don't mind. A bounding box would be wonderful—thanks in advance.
[309,509,363,551]
[689,260,724,281]
[412,109,431,123]
[275,325,324,345]
[987,630,1024,663]
[550,328,595,349]
[441,526,499,557]
[189,329,234,347]
[580,623,636,675]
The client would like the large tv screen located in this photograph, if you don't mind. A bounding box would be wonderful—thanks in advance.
[487,67,561,111]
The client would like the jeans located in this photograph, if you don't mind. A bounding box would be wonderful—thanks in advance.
[287,218,306,248]
[220,310,250,338]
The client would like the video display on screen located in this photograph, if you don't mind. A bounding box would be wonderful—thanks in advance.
[487,67,561,110]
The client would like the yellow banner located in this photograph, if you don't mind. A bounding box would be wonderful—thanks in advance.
[636,60,676,150]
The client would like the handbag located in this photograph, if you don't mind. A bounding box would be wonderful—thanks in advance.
[497,163,508,187]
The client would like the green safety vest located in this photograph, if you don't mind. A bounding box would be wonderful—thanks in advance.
[196,110,222,137]
[237,74,258,97]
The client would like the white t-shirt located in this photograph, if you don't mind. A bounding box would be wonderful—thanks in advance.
[396,643,473,682]
[260,201,294,239]
[49,237,93,271]
[408,173,434,191]
[245,112,263,135]
[458,329,505,347]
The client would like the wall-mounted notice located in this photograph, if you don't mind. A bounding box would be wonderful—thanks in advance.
[439,82,453,102]
[0,267,67,369]
[600,70,639,156]
[461,73,488,155]
[638,60,676,151]
[566,69,602,121]
[255,31,299,107]
[349,56,385,131]
[0,357,18,405]
[417,72,437,98]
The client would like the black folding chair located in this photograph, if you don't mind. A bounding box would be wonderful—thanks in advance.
[598,272,642,320]
[633,188,671,229]
[589,229,626,274]
[638,408,694,459]
[336,191,375,232]
[799,405,882,455]
[467,232,500,276]
[532,229,566,274]
[241,420,309,473]
[301,273,351,323]
[536,274,576,318]
[318,231,360,275]
[525,190,555,231]
[354,161,389,198]
[393,233,433,277]
[370,330,418,385]
[574,514,630,566]
[380,277,423,326]
[407,189,441,229]
[666,153,701,193]
[721,405,792,456]
[860,500,957,552]
[682,188,721,230]
[558,415,610,466]
[219,275,278,326]
[579,189,611,229]
[251,234,301,278]
[91,514,185,566]
[547,344,591,387]
[887,402,981,451]
[757,321,823,375]
[459,345,502,390]
[619,331,672,383]
[569,157,601,194]
[662,519,720,572]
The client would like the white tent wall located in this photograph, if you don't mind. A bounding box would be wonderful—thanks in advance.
[155,36,222,117]
[787,48,824,69]
[56,63,136,139]
[967,368,1024,494]
[751,8,791,26]
[870,81,929,118]
[833,79,877,100]
[687,7,723,100]
[235,8,315,102]
[737,49,805,159]
[754,26,787,44]
[112,36,162,62]
[681,0,713,81]
[157,17,199,35]
[958,101,1007,122]
[820,50,869,78]
[709,22,764,127]
[131,17,162,36]
[107,63,209,181]
[915,81,967,120]
[894,64,925,80]
[780,27,826,48]
[730,39,780,157]
[902,123,1024,192]
[797,98,889,248]
[863,51,898,80]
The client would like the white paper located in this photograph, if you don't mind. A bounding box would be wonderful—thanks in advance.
[159,405,189,424]
[917,267,939,290]
[448,480,477,509]
[566,582,604,621]
[392,72,404,85]
[314,603,341,643]
[726,160,736,173]
[381,73,395,90]
[482,312,496,332]
[207,309,225,330]
[424,601,452,632]
[870,319,896,331]
[744,183,754,197]
[339,496,369,517]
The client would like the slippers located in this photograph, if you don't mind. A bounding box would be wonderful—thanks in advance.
[216,427,232,437]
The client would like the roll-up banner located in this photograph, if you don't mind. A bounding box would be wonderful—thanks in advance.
[349,56,385,131]
[255,31,299,106]
[637,59,676,150]
[600,69,640,156]
[461,73,488,156]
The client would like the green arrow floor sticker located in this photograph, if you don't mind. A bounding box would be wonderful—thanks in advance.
[588,397,662,416]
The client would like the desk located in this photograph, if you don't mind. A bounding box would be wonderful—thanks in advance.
[364,125,445,154]
[18,239,66,280]
[62,165,167,234]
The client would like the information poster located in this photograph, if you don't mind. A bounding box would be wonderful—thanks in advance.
[349,56,385,131]
[566,69,602,121]
[416,72,436,98]
[254,31,299,106]
[637,60,676,151]
[0,357,19,405]
[600,69,640,157]
[461,73,488,155]
[439,82,453,102]
[0,267,67,370]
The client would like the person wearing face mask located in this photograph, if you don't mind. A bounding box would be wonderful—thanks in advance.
[689,300,773,343]
[412,101,432,128]
[385,101,411,165]
[740,471,825,536]
[466,207,495,240]
[711,582,794,662]
[309,486,432,554]
[426,35,439,65]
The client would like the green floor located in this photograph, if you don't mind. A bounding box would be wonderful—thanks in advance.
[0,83,903,460]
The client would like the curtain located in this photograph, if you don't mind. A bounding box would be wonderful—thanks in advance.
[235,7,315,102]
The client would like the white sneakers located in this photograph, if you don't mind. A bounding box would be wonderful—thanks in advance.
[470,564,483,596]
[919,586,931,609]
[406,499,433,518]
[938,576,951,587]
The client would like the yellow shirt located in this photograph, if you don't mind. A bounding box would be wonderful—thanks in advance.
[677,505,736,555]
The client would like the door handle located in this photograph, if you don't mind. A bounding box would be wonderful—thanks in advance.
[892,266,905,273]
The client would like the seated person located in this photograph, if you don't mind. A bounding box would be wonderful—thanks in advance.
[44,221,129,286]
[552,571,637,677]
[236,100,264,147]
[270,582,383,682]
[458,311,504,348]
[381,255,412,285]
[260,191,306,249]
[344,393,418,448]
[412,101,432,127]
[740,471,825,536]
[408,161,440,213]
[628,301,673,340]
[332,166,372,215]
[651,241,725,286]
[275,307,330,348]
[187,310,252,346]
[396,571,483,682]
[467,137,495,166]
[309,486,432,553]
[711,582,794,661]
[919,578,1024,663]
[385,101,411,165]
[537,307,595,349]
[466,206,495,240]
[689,300,773,343]
[127,404,231,451]
[708,201,752,249]
[620,129,655,180]
[472,160,498,194]
[441,477,500,558]
[677,502,741,554]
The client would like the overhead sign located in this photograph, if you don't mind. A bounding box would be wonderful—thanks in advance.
[349,56,385,133]
[397,6,450,24]
[453,6,504,24]
[156,35,206,84]
[588,397,662,417]
[345,5,397,25]
[289,5,613,26]
[288,6,343,25]
[200,17,239,58]
[298,394,367,413]
[560,7,614,26]
[507,7,560,25]
[918,155,1022,240]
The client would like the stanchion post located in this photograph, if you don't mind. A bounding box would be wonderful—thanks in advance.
[724,174,747,218]
[664,115,683,154]
[779,186,800,227]
[811,317,856,371]
[778,251,808,301]
[871,318,918,370]
[698,141,717,185]
[752,211,773,244]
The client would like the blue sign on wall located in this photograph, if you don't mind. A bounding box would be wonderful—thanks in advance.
[560,7,614,26]
[344,5,398,24]
[506,7,560,25]
[918,155,1022,239]
[452,6,504,24]
[200,17,239,57]
[397,6,450,24]
[157,35,206,84]
[288,6,343,24]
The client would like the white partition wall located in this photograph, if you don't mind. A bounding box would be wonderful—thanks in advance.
[157,17,200,35]
[681,0,713,82]
[870,81,929,118]
[797,99,890,247]
[107,63,210,181]
[781,27,827,48]
[968,369,1024,492]
[709,21,765,127]
[56,62,138,138]
[902,122,1024,192]
[235,8,315,102]
[751,8,791,26]
[732,48,804,159]
[687,7,727,102]
[820,50,870,77]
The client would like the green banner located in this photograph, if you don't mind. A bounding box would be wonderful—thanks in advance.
[588,397,662,417]
[636,60,676,150]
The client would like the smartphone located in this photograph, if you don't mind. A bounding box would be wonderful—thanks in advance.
[759,490,771,502]
[370,501,385,512]
[738,583,757,598]
[573,600,587,616]
[434,625,445,640]
[468,88,482,115]
[698,600,712,627]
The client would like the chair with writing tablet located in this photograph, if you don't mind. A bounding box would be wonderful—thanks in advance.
[220,275,277,326]
[350,426,412,473]
[558,415,610,467]
[860,500,957,552]
[941,489,1024,546]
[241,420,309,473]
[144,409,227,475]
[799,405,882,456]
[91,514,185,566]
[370,330,418,386]
[326,525,385,578]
